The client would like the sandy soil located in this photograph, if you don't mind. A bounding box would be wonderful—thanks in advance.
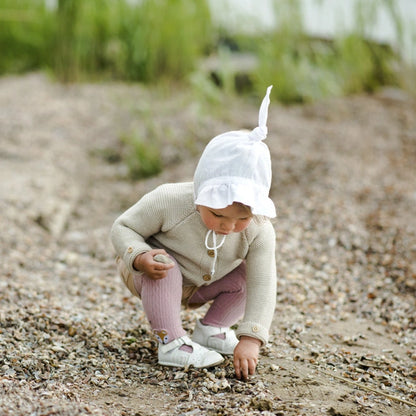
[0,73,415,415]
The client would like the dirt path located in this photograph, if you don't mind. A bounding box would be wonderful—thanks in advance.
[1,73,415,415]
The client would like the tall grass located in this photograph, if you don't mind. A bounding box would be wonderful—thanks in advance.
[118,0,212,82]
[0,0,54,73]
[0,0,213,82]
[252,0,400,103]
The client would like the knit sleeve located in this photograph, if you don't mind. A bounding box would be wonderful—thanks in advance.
[110,185,171,273]
[235,220,277,345]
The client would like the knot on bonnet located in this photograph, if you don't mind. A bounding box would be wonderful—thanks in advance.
[247,85,272,142]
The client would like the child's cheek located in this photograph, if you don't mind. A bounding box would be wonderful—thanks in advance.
[209,218,220,230]
[202,216,216,230]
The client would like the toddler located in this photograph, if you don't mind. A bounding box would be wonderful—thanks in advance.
[111,86,276,380]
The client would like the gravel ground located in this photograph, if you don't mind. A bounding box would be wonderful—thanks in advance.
[0,73,415,415]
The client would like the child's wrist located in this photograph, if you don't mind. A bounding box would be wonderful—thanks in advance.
[133,253,144,271]
[239,335,262,346]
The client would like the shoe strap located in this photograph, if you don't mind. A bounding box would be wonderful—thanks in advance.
[198,321,231,337]
[159,335,192,353]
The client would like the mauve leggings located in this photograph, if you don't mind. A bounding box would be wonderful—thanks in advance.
[138,260,246,344]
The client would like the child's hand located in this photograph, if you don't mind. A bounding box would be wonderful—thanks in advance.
[133,249,174,280]
[233,336,261,380]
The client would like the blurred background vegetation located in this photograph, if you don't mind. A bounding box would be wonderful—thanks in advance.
[0,0,415,103]
[0,0,415,179]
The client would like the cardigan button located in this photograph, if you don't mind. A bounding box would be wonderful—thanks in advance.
[207,249,215,257]
[203,274,212,281]
[127,247,133,253]
[252,326,259,333]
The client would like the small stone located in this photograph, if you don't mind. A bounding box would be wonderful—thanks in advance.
[153,254,174,264]
[68,326,77,337]
[250,397,273,411]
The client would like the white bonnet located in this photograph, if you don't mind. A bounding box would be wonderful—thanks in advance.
[193,86,276,218]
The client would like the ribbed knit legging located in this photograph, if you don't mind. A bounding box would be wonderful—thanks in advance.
[136,260,246,344]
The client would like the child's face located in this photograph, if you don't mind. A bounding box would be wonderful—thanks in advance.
[197,203,252,235]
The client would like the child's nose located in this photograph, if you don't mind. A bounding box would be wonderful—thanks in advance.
[221,220,235,232]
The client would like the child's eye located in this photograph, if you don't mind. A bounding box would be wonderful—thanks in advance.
[212,212,222,218]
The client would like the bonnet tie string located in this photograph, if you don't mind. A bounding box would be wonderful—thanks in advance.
[204,230,226,277]
[248,85,272,142]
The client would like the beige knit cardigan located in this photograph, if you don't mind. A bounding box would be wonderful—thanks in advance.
[110,182,277,344]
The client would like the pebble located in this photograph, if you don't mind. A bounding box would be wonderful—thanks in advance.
[153,254,174,264]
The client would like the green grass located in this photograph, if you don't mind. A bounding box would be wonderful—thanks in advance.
[121,131,162,180]
[118,0,213,83]
[0,0,55,73]
[0,0,213,82]
[250,0,402,103]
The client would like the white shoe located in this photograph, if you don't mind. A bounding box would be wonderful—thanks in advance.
[158,336,224,368]
[192,320,239,355]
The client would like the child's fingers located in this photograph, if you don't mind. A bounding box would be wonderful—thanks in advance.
[153,261,174,272]
[234,357,257,381]
[234,358,248,380]
[234,359,241,379]
[150,261,174,279]
[248,358,257,376]
[149,269,168,280]
[151,273,167,280]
